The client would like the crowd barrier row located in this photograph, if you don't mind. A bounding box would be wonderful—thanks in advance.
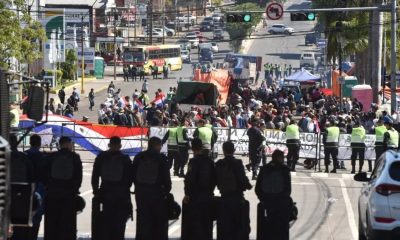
[19,120,380,164]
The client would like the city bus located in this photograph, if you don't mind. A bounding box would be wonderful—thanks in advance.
[122,45,182,74]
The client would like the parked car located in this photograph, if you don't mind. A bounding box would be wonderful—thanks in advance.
[185,32,197,38]
[176,14,196,25]
[212,13,223,22]
[203,17,214,25]
[213,29,223,40]
[305,33,317,45]
[144,31,163,42]
[186,35,199,48]
[210,42,219,53]
[268,24,294,35]
[354,151,400,240]
[181,49,191,63]
[153,26,175,37]
[200,21,214,32]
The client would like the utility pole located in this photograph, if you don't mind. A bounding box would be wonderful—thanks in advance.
[134,0,137,45]
[148,1,153,45]
[187,5,190,31]
[371,0,384,103]
[382,25,386,103]
[81,16,85,94]
[390,0,397,111]
[162,0,165,44]
[113,8,117,80]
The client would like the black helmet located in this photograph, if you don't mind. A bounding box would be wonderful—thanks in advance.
[76,196,86,213]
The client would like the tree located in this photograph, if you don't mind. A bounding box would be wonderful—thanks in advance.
[225,3,263,52]
[0,0,46,69]
[60,49,77,80]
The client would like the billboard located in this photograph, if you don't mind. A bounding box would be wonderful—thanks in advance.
[42,9,65,69]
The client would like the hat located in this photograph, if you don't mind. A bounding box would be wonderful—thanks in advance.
[384,116,393,125]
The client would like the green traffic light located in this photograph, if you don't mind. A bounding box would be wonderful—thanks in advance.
[307,13,315,20]
[243,14,251,22]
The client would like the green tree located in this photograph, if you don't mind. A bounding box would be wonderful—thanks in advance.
[0,0,46,68]
[225,3,263,52]
[60,49,77,80]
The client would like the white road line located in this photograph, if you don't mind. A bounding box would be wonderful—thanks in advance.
[339,179,358,240]
[80,189,93,197]
[168,223,180,235]
[311,173,329,178]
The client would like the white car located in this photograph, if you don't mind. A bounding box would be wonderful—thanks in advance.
[354,150,400,240]
[268,24,294,35]
[176,15,196,25]
[181,49,191,63]
[153,27,175,37]
[210,42,219,53]
[143,31,163,42]
[186,35,199,48]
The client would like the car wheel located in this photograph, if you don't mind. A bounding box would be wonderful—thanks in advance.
[269,30,275,34]
[167,32,173,37]
[284,30,289,35]
[359,215,367,240]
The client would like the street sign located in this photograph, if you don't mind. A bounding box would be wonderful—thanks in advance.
[317,39,327,48]
[266,2,284,20]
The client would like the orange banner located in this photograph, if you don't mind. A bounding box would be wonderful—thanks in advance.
[193,69,231,104]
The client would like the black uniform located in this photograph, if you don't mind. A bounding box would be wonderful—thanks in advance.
[132,149,171,240]
[255,162,291,240]
[215,156,252,240]
[58,89,66,104]
[91,150,133,240]
[10,148,35,240]
[43,148,82,240]
[177,127,190,176]
[182,153,216,240]
[247,126,264,176]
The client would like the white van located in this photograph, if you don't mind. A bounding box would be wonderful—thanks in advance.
[300,52,318,68]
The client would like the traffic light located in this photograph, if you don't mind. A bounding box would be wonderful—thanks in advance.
[226,13,252,23]
[290,12,316,21]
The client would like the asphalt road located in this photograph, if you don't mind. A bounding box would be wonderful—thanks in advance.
[41,0,365,239]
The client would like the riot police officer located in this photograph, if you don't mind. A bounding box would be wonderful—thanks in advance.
[374,117,387,164]
[285,119,300,172]
[193,119,217,157]
[181,139,216,240]
[177,119,190,177]
[383,116,399,151]
[323,121,340,173]
[43,136,82,240]
[132,137,171,240]
[91,136,133,240]
[255,149,291,240]
[246,117,264,180]
[216,141,252,240]
[350,121,366,174]
[162,120,181,176]
[9,134,35,240]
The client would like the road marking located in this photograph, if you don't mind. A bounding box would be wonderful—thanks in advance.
[311,172,329,178]
[339,179,358,240]
[168,224,180,235]
[80,189,93,197]
[292,182,315,186]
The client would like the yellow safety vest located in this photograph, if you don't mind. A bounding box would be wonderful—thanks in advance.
[326,126,340,143]
[177,126,186,144]
[375,125,387,143]
[205,124,213,129]
[387,129,399,148]
[351,127,366,143]
[286,124,300,140]
[168,128,178,146]
[198,127,213,145]
[10,109,19,128]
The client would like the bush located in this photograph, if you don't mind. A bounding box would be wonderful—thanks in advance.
[45,69,63,85]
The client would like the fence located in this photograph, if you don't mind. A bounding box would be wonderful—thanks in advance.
[19,119,380,165]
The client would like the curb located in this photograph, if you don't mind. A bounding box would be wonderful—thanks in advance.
[61,77,98,92]
[241,21,264,54]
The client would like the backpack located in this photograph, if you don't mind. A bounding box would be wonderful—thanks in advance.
[136,155,159,185]
[261,170,284,194]
[100,154,124,182]
[51,154,74,180]
[216,162,237,194]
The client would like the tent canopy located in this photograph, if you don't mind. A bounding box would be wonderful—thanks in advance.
[285,68,321,82]
[176,81,219,106]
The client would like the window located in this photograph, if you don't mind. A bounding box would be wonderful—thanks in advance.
[389,161,400,181]
[371,154,386,180]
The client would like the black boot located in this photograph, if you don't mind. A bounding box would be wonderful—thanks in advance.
[324,166,329,173]
[351,166,355,174]
[330,168,337,173]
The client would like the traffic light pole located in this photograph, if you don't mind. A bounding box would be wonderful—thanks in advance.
[390,0,397,112]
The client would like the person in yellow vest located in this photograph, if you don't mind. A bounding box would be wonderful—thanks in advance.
[374,117,387,166]
[350,121,366,174]
[323,121,340,173]
[162,120,181,176]
[383,116,399,152]
[285,119,300,172]
[193,119,217,157]
[176,119,189,177]
[10,103,20,129]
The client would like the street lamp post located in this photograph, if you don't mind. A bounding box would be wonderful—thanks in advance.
[390,0,397,111]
